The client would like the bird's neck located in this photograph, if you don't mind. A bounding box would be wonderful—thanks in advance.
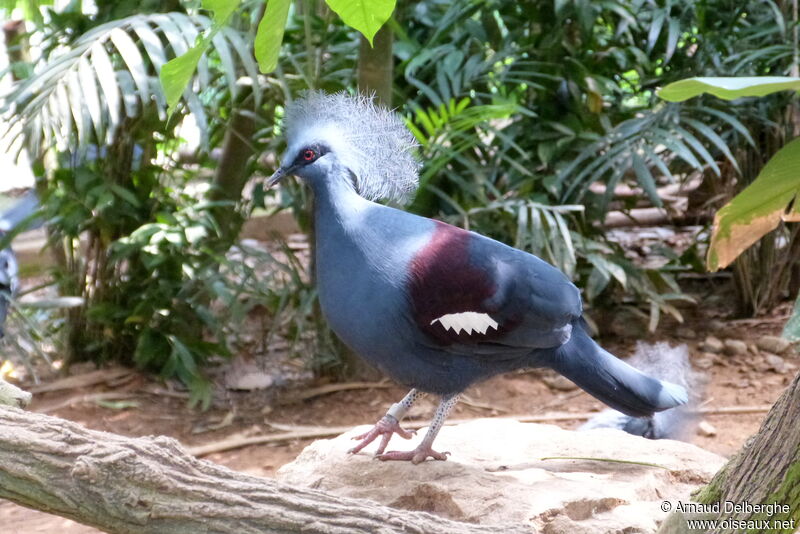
[311,171,373,233]
[310,171,386,304]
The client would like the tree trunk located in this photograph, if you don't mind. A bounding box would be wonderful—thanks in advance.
[209,106,260,245]
[0,388,529,533]
[3,20,31,81]
[357,25,394,107]
[658,371,800,533]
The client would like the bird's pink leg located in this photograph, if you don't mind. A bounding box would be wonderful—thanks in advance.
[377,393,460,464]
[348,389,425,455]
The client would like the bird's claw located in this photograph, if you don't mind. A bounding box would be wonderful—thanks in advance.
[348,414,416,456]
[376,446,450,464]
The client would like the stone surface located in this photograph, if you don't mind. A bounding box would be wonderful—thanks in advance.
[692,353,716,370]
[697,420,717,437]
[675,327,697,340]
[756,335,792,355]
[277,419,726,534]
[722,338,748,356]
[223,356,275,390]
[763,353,787,374]
[700,336,724,354]
[540,372,578,392]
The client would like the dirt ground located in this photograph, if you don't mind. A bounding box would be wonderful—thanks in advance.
[0,283,796,533]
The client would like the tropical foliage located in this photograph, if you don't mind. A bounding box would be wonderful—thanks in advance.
[660,76,800,271]
[659,75,800,339]
[3,12,259,157]
[0,2,269,405]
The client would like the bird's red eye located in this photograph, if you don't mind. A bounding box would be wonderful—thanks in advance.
[303,149,316,161]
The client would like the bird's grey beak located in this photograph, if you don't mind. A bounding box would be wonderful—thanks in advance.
[267,165,295,189]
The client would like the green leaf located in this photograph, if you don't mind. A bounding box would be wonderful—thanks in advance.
[203,0,239,25]
[159,0,241,114]
[646,9,665,53]
[160,45,206,114]
[325,0,396,45]
[110,184,141,207]
[631,153,662,208]
[659,76,800,102]
[254,0,292,73]
[707,136,800,271]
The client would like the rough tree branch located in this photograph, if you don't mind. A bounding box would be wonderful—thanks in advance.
[0,381,530,534]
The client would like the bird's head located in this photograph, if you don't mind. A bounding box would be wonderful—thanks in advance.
[267,91,420,203]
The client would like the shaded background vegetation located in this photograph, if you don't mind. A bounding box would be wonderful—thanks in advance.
[1,0,799,403]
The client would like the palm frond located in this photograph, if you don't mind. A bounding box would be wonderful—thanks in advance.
[1,12,260,158]
[558,103,749,207]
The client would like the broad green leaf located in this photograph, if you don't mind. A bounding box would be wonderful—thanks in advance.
[659,76,800,102]
[160,45,205,114]
[707,136,800,271]
[159,0,241,114]
[203,0,239,25]
[325,0,396,45]
[254,0,291,73]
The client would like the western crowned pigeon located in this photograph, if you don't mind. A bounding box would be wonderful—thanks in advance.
[267,92,688,463]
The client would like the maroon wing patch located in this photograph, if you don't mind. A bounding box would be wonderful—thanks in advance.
[408,221,510,345]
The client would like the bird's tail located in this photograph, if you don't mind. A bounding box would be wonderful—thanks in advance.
[581,342,699,439]
[547,322,688,418]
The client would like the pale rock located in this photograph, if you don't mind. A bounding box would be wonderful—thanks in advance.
[675,327,697,340]
[696,420,717,437]
[692,354,715,370]
[756,335,792,355]
[763,353,787,374]
[609,310,647,339]
[278,419,725,534]
[541,372,578,392]
[700,336,724,354]
[223,357,275,390]
[722,339,748,356]
[0,379,31,408]
[708,319,727,332]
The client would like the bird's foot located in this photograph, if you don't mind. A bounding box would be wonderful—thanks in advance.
[348,415,416,456]
[376,445,450,464]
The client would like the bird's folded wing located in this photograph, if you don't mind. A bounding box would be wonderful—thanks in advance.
[407,223,582,355]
